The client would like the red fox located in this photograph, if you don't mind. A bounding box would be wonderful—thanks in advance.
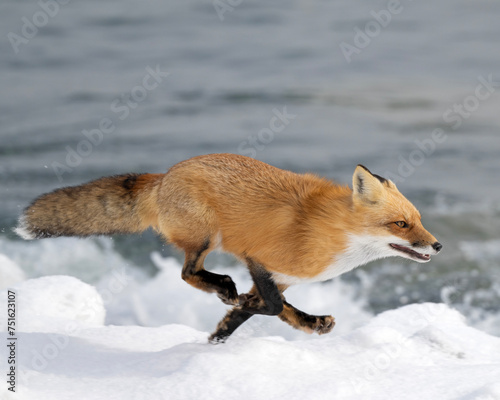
[16,153,442,342]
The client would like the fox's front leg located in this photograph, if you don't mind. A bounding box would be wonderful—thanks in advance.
[209,284,281,344]
[210,259,285,343]
[278,301,335,335]
[244,261,334,335]
[209,306,254,344]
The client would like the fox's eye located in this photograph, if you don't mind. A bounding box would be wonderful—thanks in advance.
[394,221,408,228]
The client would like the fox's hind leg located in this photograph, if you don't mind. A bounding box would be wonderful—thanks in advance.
[180,239,239,306]
[158,192,239,306]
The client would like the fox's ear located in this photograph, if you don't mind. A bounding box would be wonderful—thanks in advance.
[352,165,387,204]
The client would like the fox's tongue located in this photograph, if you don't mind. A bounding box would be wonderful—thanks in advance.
[390,244,430,261]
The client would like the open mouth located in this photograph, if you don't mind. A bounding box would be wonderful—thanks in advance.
[390,243,431,262]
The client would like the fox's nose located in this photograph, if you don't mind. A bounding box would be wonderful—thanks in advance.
[432,242,443,253]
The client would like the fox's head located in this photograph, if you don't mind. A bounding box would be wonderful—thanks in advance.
[351,165,442,263]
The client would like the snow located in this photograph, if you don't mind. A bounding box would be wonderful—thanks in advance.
[1,257,500,400]
[0,254,25,289]
[4,275,105,333]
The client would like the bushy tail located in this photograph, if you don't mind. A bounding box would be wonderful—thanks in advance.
[15,173,162,240]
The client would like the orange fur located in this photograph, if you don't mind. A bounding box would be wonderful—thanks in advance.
[150,154,438,279]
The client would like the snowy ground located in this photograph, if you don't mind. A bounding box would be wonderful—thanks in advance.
[1,255,500,400]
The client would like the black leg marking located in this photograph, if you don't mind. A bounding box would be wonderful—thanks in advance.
[209,309,253,344]
[239,258,283,316]
[197,270,238,305]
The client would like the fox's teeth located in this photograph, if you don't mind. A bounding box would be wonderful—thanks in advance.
[389,243,431,262]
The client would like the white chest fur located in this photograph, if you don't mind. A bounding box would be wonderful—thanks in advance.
[272,234,398,286]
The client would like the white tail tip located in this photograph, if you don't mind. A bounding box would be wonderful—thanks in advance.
[13,215,35,240]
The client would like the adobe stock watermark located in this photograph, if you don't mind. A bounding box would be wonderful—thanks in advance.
[339,0,412,63]
[440,275,469,305]
[237,106,296,158]
[213,0,243,21]
[51,65,169,182]
[6,290,17,393]
[384,74,499,184]
[7,0,72,54]
[442,74,498,129]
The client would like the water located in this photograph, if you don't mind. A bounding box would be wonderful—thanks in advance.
[1,0,499,335]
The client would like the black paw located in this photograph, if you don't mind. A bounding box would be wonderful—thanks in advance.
[313,315,335,335]
[208,333,227,345]
[216,275,239,305]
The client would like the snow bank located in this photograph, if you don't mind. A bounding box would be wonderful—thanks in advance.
[0,254,25,289]
[0,275,104,333]
[2,276,500,400]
